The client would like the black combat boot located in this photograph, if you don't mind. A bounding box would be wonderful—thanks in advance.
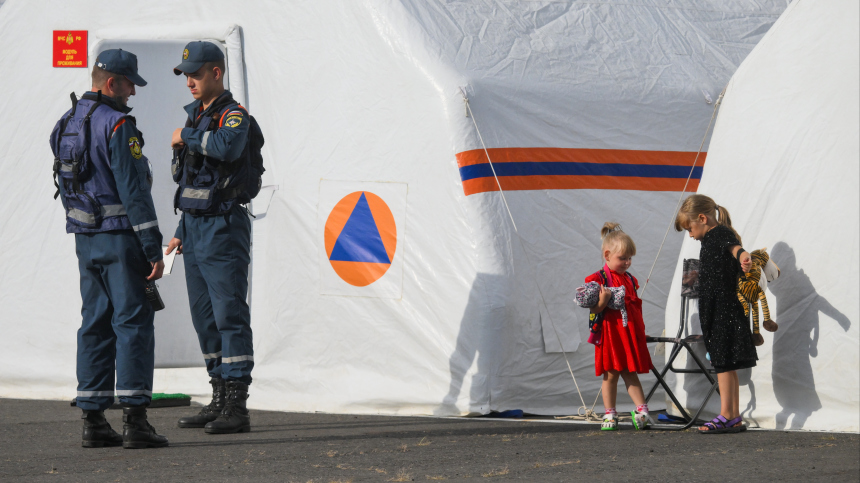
[122,406,169,449]
[177,377,226,428]
[81,410,123,448]
[204,381,250,434]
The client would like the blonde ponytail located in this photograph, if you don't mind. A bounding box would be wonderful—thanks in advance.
[600,222,636,257]
[675,194,742,244]
[601,222,620,239]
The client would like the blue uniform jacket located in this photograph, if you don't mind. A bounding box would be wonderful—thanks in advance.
[174,90,250,239]
[180,90,249,162]
[50,92,163,262]
[109,119,164,262]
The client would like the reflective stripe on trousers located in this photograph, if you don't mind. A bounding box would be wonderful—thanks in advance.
[77,390,115,397]
[223,355,254,364]
[77,389,152,397]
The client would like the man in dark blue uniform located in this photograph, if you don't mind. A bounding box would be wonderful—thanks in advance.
[166,41,255,434]
[50,49,168,449]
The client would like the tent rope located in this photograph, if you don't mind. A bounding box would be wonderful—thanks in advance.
[638,85,727,297]
[459,87,598,421]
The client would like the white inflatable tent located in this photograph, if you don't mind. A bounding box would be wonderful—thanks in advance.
[0,0,788,420]
[665,0,859,432]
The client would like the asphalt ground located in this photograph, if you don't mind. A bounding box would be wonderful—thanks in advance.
[1,399,857,482]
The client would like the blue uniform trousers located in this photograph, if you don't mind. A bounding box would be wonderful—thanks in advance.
[75,231,154,411]
[181,205,253,384]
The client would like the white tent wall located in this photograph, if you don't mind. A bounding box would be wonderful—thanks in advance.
[373,0,786,415]
[0,0,477,412]
[664,0,860,432]
[0,0,786,417]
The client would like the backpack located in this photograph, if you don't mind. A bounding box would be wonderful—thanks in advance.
[52,92,103,199]
[241,109,265,202]
[206,100,266,204]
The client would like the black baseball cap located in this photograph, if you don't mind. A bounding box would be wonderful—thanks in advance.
[174,41,225,75]
[95,49,147,86]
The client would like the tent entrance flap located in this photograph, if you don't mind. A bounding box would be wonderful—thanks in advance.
[92,38,239,368]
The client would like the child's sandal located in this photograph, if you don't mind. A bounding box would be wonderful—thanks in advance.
[728,416,747,432]
[698,415,744,434]
[601,414,618,431]
[631,411,649,430]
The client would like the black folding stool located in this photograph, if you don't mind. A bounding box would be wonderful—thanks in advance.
[644,259,720,430]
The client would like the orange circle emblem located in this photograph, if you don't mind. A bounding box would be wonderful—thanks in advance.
[324,191,397,287]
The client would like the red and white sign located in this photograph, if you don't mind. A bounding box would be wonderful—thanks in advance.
[53,30,87,68]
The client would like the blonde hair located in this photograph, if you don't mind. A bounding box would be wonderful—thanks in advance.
[601,222,636,258]
[674,194,742,244]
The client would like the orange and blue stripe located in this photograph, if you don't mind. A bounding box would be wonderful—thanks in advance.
[456,148,706,196]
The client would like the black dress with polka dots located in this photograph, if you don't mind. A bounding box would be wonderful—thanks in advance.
[697,225,757,372]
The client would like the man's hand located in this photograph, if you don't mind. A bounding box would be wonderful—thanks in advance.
[147,260,165,281]
[166,237,183,256]
[171,128,185,149]
[739,251,752,273]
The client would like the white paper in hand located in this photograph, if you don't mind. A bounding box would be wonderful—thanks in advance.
[162,246,177,275]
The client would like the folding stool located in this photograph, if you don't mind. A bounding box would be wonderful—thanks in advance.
[644,259,720,430]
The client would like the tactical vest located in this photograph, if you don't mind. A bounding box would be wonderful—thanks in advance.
[172,95,265,215]
[51,92,137,233]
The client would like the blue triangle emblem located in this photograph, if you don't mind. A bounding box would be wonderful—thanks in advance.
[329,193,391,264]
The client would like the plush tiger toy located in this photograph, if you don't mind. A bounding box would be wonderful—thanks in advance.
[737,248,780,346]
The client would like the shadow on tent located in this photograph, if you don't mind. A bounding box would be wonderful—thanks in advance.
[767,241,850,430]
[435,273,505,416]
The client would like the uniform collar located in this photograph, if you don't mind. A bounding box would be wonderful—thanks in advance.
[183,90,234,119]
[82,91,132,114]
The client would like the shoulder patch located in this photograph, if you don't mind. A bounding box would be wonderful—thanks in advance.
[224,112,243,128]
[128,137,143,159]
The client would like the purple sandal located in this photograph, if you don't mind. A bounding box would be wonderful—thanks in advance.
[698,415,745,434]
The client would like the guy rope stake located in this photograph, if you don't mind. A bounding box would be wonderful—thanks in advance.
[459,87,598,421]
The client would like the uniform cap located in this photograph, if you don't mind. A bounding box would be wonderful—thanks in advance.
[174,41,225,75]
[95,49,147,86]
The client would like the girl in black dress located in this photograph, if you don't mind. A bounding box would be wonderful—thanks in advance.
[675,194,754,434]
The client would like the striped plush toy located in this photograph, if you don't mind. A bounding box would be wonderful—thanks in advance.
[737,248,781,346]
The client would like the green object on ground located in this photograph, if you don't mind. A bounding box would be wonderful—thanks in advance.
[147,393,192,408]
[151,393,191,401]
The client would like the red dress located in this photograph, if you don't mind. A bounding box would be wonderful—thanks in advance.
[585,269,653,376]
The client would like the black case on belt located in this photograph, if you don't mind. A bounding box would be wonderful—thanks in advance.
[145,281,165,311]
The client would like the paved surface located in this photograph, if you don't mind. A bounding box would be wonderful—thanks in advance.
[1,399,857,482]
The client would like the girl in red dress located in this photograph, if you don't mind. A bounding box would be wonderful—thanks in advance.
[585,223,653,431]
